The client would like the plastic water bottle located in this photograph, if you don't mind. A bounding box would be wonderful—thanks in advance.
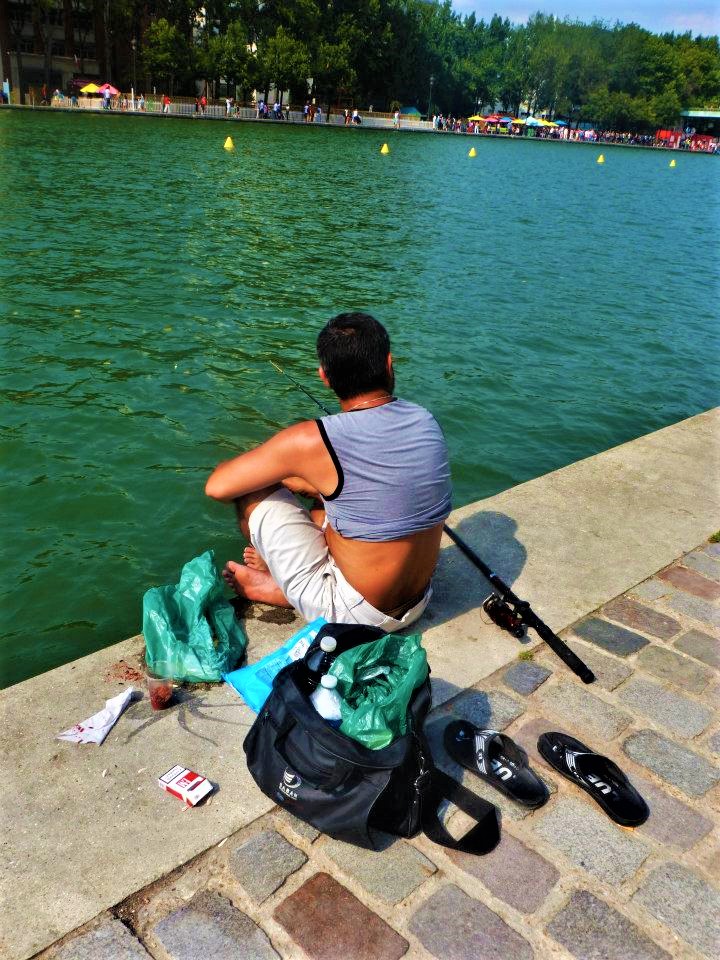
[304,636,338,692]
[310,675,343,728]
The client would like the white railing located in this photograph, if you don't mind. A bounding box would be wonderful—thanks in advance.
[45,96,432,130]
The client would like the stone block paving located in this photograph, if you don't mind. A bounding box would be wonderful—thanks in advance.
[546,890,672,960]
[623,729,720,797]
[533,796,651,884]
[321,833,436,904]
[602,597,682,640]
[562,638,633,690]
[536,679,632,740]
[227,830,308,904]
[572,616,650,655]
[616,675,713,738]
[502,661,551,696]
[274,873,409,960]
[46,540,720,960]
[445,831,559,913]
[46,919,152,960]
[632,863,720,958]
[635,644,714,693]
[151,890,280,960]
[674,628,720,669]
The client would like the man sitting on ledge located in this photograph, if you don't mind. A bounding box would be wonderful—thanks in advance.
[205,312,452,631]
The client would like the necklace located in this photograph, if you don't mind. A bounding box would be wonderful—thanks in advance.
[345,394,395,412]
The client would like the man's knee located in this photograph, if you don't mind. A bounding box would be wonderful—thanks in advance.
[233,484,282,535]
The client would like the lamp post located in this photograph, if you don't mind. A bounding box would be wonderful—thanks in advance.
[427,73,434,121]
[130,37,137,108]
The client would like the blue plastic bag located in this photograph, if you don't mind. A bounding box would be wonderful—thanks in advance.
[224,618,326,712]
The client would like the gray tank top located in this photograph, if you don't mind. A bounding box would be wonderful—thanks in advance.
[317,398,452,541]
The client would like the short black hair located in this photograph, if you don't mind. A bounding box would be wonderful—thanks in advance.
[316,313,392,400]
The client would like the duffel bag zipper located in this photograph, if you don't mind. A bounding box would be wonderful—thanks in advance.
[410,733,432,820]
[263,707,413,776]
[262,708,280,730]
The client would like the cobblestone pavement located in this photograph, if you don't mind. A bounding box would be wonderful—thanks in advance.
[39,542,720,960]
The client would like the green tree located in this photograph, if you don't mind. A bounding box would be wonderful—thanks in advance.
[584,86,653,130]
[143,17,193,94]
[313,38,356,116]
[650,85,682,127]
[500,25,531,116]
[98,0,720,129]
[223,20,252,99]
[254,26,310,105]
[197,33,225,97]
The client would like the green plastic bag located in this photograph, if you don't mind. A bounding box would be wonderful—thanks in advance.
[329,633,428,750]
[142,550,247,683]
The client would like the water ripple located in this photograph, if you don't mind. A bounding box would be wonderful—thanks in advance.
[1,111,719,686]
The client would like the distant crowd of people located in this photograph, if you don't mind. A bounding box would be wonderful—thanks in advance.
[430,113,718,152]
[13,88,719,153]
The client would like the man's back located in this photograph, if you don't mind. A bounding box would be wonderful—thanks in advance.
[317,399,451,541]
[207,311,451,627]
[313,398,451,614]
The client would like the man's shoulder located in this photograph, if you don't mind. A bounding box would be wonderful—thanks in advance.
[274,419,323,450]
[394,398,440,421]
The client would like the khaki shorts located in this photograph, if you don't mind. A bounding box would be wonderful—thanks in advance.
[248,488,431,631]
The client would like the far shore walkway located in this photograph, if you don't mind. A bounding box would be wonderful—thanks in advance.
[2,102,716,156]
[1,408,718,960]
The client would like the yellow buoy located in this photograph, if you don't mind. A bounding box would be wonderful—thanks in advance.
[224,136,235,151]
[380,143,390,154]
[597,154,605,164]
[669,158,676,168]
[468,147,477,158]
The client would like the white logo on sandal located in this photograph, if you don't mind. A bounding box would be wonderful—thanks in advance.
[490,759,514,781]
[587,773,612,794]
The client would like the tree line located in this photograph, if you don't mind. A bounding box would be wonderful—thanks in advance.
[6,0,720,129]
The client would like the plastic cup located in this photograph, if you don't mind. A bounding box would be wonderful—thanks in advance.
[147,671,174,710]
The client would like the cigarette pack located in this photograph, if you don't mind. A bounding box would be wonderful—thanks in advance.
[158,765,214,806]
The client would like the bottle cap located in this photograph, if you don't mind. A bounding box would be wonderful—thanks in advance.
[320,637,337,652]
[320,674,338,689]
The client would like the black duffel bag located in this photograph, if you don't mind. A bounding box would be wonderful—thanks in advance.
[243,623,500,854]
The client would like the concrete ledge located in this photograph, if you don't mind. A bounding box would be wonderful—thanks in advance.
[423,406,718,698]
[1,408,718,960]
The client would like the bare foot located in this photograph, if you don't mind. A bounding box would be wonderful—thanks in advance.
[242,546,269,573]
[222,560,292,607]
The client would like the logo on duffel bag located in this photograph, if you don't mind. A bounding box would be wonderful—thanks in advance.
[278,768,302,800]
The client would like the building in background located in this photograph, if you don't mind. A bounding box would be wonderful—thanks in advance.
[679,109,720,137]
[1,0,100,102]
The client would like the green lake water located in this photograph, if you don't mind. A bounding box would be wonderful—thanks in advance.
[1,109,718,687]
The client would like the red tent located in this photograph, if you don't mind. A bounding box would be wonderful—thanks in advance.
[656,129,682,148]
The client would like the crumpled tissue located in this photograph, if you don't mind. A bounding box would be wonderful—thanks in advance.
[57,686,135,745]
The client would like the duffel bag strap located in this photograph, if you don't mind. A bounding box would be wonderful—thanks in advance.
[420,768,500,855]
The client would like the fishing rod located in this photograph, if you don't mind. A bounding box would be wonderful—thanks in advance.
[270,360,332,414]
[269,360,595,684]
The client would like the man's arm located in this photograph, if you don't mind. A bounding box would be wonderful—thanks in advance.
[282,476,321,498]
[204,421,321,503]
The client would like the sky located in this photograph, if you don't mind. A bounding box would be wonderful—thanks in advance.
[452,0,720,36]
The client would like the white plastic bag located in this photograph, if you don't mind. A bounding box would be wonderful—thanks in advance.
[57,686,135,745]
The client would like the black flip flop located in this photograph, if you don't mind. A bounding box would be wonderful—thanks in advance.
[444,720,549,809]
[537,732,649,827]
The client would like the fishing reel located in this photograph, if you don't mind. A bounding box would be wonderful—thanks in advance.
[482,594,526,639]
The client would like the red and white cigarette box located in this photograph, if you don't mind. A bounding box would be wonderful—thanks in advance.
[158,765,214,806]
